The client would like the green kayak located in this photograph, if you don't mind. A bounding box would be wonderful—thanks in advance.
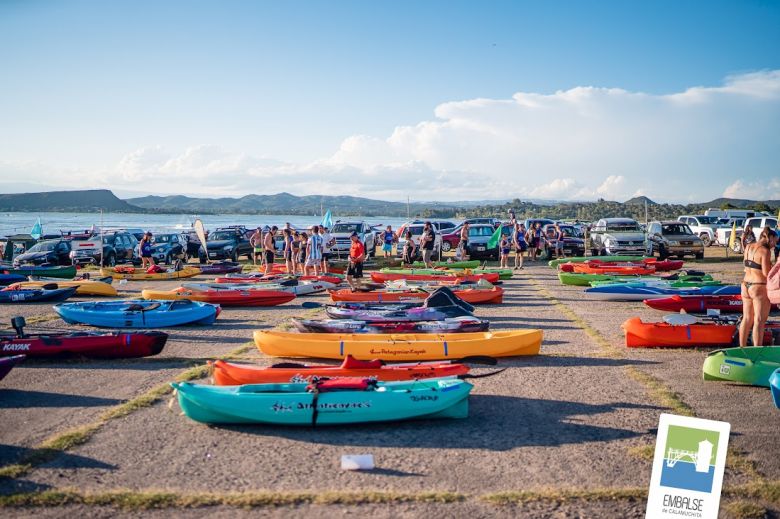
[558,272,714,287]
[171,378,472,425]
[702,347,780,387]
[548,255,646,268]
[412,260,480,269]
[1,264,77,279]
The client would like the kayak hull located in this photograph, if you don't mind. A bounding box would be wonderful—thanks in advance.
[54,300,220,328]
[0,287,77,303]
[254,329,543,360]
[196,262,243,274]
[548,255,646,268]
[702,347,780,387]
[621,317,735,348]
[0,354,25,380]
[171,378,473,425]
[1,265,77,279]
[8,280,117,297]
[585,285,740,302]
[770,369,780,409]
[292,316,490,334]
[370,271,500,284]
[329,286,503,304]
[100,266,201,281]
[141,287,296,307]
[0,331,167,358]
[643,295,752,314]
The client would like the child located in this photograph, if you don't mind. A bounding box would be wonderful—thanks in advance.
[499,232,510,268]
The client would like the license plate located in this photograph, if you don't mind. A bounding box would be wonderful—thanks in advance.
[477,246,485,251]
[209,253,217,257]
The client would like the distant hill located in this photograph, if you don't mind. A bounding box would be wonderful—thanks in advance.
[624,196,657,205]
[127,192,460,218]
[0,189,141,212]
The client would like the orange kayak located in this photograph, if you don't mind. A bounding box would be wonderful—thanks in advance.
[210,355,471,385]
[572,262,655,275]
[329,286,503,304]
[369,271,499,284]
[621,317,734,348]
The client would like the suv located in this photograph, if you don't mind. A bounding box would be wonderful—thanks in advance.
[464,217,501,228]
[330,222,376,259]
[150,233,186,265]
[68,231,140,266]
[462,224,504,260]
[677,216,723,246]
[744,216,778,242]
[13,239,72,266]
[524,218,556,231]
[646,221,704,260]
[541,224,586,259]
[589,218,646,256]
[396,223,442,261]
[201,226,253,262]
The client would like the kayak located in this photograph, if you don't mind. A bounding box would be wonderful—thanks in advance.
[412,260,480,269]
[621,317,736,348]
[558,271,713,287]
[54,299,220,328]
[292,316,490,334]
[0,274,26,286]
[329,285,504,304]
[1,265,77,279]
[571,262,656,275]
[141,285,296,307]
[326,287,475,321]
[371,271,500,284]
[8,279,118,297]
[268,263,347,275]
[584,284,740,302]
[770,369,780,409]
[0,287,77,303]
[254,329,543,360]
[100,266,201,281]
[210,355,471,385]
[702,347,780,387]
[0,355,24,381]
[590,279,722,289]
[196,262,243,274]
[215,274,343,285]
[171,377,473,425]
[186,280,336,296]
[1,330,168,358]
[643,295,765,314]
[548,255,647,268]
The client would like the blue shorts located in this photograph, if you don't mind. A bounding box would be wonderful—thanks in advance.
[382,243,392,252]
[516,242,527,252]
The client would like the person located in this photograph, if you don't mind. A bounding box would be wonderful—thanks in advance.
[139,232,155,268]
[291,232,301,274]
[306,226,323,276]
[499,232,510,268]
[250,227,263,266]
[298,232,308,275]
[263,226,277,275]
[742,225,755,250]
[346,231,365,290]
[458,222,470,260]
[401,229,416,266]
[381,225,395,258]
[513,223,527,270]
[319,225,333,273]
[420,221,435,268]
[525,224,536,261]
[532,222,543,261]
[282,228,294,275]
[553,224,565,259]
[739,226,778,347]
[508,208,516,227]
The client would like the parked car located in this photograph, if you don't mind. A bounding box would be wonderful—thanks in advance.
[744,216,778,242]
[330,221,377,259]
[396,223,442,261]
[645,221,704,260]
[676,215,724,246]
[13,239,73,266]
[541,224,586,259]
[714,218,745,250]
[441,224,464,252]
[201,226,253,262]
[463,224,504,260]
[464,217,501,228]
[150,233,186,265]
[589,218,646,256]
[524,218,556,232]
[66,230,140,266]
[181,231,206,260]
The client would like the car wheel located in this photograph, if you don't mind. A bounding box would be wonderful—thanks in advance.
[441,241,452,252]
[695,252,704,260]
[699,233,712,247]
[105,253,116,267]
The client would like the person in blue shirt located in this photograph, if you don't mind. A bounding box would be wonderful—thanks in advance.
[139,232,155,269]
[382,225,395,258]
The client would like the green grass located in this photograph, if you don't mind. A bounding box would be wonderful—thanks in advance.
[482,487,648,505]
[722,501,768,519]
[624,366,695,417]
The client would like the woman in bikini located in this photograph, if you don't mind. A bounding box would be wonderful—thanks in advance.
[739,226,778,347]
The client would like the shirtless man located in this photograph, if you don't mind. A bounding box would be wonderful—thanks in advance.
[263,226,278,275]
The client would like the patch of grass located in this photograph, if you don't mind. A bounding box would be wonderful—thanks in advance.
[624,366,694,417]
[723,501,768,519]
[482,487,647,505]
[627,444,654,461]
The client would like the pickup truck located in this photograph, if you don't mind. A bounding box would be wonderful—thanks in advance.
[200,226,253,262]
[589,218,646,256]
[329,222,376,259]
[676,215,724,246]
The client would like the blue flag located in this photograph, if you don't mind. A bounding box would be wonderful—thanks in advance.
[30,218,42,239]
[321,210,333,228]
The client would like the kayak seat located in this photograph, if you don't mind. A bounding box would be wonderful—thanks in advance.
[308,378,374,392]
[125,303,161,312]
[340,355,383,369]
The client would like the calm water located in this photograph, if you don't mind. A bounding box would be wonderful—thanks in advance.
[660,461,715,493]
[0,212,413,236]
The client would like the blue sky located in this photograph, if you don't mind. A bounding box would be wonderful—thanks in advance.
[0,0,778,202]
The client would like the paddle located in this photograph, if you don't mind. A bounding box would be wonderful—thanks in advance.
[458,368,507,379]
[453,355,498,366]
[301,301,323,309]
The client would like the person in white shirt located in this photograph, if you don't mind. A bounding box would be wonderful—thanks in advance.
[319,225,334,274]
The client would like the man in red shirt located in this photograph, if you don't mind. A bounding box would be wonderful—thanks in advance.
[346,232,365,290]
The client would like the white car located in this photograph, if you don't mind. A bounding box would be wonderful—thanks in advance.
[677,215,724,246]
[743,216,778,242]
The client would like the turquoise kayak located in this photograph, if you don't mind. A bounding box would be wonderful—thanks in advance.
[54,299,220,328]
[171,378,472,425]
[702,347,780,387]
[771,369,780,409]
[548,255,646,268]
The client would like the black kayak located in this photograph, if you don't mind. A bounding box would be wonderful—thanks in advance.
[325,287,475,322]
[0,287,77,303]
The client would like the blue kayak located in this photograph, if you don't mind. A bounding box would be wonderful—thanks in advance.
[0,274,27,286]
[53,299,220,328]
[584,284,740,302]
[771,369,780,410]
[0,287,77,303]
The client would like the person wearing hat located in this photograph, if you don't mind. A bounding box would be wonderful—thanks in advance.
[346,231,365,290]
[139,231,155,269]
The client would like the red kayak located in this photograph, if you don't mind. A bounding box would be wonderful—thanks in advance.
[214,274,342,285]
[643,295,778,314]
[369,271,500,284]
[0,331,168,358]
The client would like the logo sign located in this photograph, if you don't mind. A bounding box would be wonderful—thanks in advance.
[646,414,730,518]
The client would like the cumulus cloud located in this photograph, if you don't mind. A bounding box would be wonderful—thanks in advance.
[723,178,780,200]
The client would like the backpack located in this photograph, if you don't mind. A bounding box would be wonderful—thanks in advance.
[768,261,780,304]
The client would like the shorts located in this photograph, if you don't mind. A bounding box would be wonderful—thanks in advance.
[305,257,321,267]
[460,239,468,249]
[382,243,392,253]
[141,253,152,258]
[501,248,510,255]
[422,249,433,263]
[516,242,527,252]
[284,250,292,261]
[264,250,274,264]
[555,242,564,250]
[530,238,539,248]
[323,252,332,261]
[254,247,263,256]
[346,261,363,278]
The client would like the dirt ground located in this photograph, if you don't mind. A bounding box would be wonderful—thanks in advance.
[0,248,777,518]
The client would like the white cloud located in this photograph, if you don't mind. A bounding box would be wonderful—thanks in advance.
[723,178,780,200]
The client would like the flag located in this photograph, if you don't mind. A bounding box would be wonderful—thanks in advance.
[728,221,736,250]
[30,218,42,239]
[487,224,502,249]
[321,210,333,228]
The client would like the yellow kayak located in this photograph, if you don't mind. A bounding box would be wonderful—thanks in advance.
[100,266,201,281]
[253,329,543,361]
[8,279,118,297]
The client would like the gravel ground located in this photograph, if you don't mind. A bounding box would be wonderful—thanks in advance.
[0,254,777,518]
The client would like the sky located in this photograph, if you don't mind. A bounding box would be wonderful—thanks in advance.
[0,0,778,203]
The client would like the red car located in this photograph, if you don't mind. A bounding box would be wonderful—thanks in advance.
[441,225,463,252]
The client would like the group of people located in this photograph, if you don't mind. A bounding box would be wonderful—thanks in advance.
[248,224,335,277]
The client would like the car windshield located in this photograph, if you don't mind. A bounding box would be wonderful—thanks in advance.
[209,231,236,241]
[331,224,360,234]
[154,234,175,243]
[28,240,58,252]
[406,227,424,237]
[469,227,495,237]
[662,224,693,235]
[696,216,719,224]
[606,223,640,232]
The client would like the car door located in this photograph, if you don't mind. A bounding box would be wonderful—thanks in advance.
[56,242,71,264]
